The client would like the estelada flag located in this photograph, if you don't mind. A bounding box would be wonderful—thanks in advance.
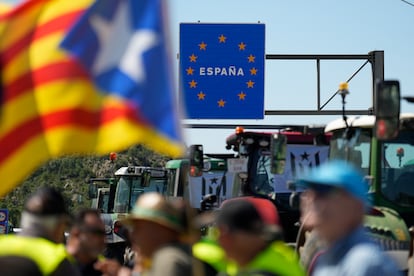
[0,0,184,196]
[0,3,11,14]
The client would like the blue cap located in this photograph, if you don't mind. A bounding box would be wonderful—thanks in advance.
[296,160,368,203]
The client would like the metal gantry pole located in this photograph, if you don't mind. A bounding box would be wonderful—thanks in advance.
[184,51,383,129]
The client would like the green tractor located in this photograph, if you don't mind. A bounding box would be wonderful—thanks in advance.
[88,166,168,263]
[165,151,232,210]
[298,81,412,272]
[88,177,115,214]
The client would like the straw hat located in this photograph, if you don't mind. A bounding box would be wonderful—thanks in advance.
[122,192,185,233]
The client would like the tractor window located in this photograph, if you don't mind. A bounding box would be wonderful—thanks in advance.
[178,163,189,197]
[146,178,167,195]
[114,176,144,213]
[165,164,188,198]
[329,129,371,175]
[113,177,130,213]
[381,130,414,207]
[166,169,177,196]
[97,191,110,213]
[247,145,330,195]
[248,149,274,196]
[130,177,146,209]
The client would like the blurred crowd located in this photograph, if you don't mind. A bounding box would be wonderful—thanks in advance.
[0,160,403,276]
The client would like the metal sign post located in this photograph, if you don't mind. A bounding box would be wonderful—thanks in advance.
[0,209,9,234]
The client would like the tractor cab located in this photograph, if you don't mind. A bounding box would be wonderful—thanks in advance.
[98,166,168,263]
[225,127,330,197]
[113,166,168,213]
[88,177,116,213]
[221,126,331,242]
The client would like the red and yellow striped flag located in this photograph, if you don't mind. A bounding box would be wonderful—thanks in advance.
[0,3,11,14]
[0,0,184,196]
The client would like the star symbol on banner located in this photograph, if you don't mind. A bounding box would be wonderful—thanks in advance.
[238,42,246,50]
[250,68,258,75]
[210,177,219,184]
[301,152,310,161]
[90,1,158,83]
[197,91,205,100]
[238,91,246,100]
[218,99,226,107]
[186,67,194,75]
[189,80,197,88]
[218,34,227,43]
[189,54,198,62]
[198,41,207,50]
[246,80,255,88]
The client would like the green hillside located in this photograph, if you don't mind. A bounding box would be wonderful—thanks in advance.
[0,145,170,227]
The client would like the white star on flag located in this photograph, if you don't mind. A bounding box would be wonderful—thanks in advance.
[90,0,159,83]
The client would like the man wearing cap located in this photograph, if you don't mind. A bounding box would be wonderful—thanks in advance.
[215,196,305,276]
[0,186,80,276]
[120,192,194,276]
[297,160,400,276]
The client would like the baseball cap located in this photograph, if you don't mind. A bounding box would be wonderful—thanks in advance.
[216,197,281,241]
[122,192,185,233]
[295,160,368,203]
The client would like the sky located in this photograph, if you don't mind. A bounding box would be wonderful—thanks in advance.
[2,0,414,154]
[170,0,414,153]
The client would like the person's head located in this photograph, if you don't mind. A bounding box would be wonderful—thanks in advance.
[66,209,106,263]
[296,160,368,244]
[20,186,70,243]
[215,197,281,266]
[122,193,188,258]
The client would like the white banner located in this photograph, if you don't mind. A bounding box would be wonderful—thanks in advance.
[188,171,235,208]
[272,145,329,192]
[188,145,329,207]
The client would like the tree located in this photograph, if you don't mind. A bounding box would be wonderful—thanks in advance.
[1,145,170,227]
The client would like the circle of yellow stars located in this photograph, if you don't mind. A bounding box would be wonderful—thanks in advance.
[185,33,259,107]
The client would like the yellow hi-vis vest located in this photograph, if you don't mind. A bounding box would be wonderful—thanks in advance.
[193,238,227,273]
[228,241,305,276]
[0,235,71,276]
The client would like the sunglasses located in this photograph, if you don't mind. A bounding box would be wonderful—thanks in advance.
[80,226,106,236]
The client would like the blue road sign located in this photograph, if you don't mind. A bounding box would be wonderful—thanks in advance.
[180,23,265,119]
[0,209,9,234]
